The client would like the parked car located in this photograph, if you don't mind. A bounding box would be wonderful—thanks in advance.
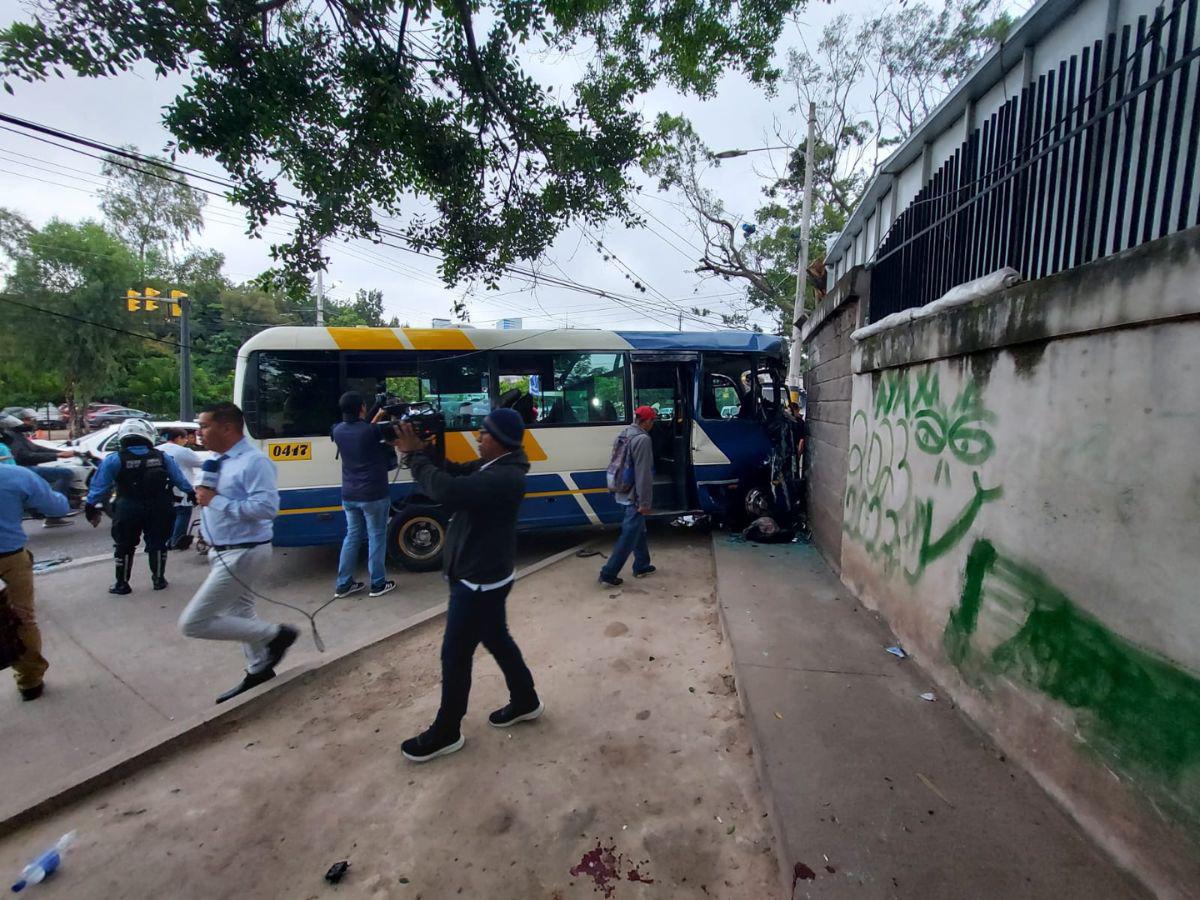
[34,421,209,493]
[87,407,152,429]
[1,404,68,430]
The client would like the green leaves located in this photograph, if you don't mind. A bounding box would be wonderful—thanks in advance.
[0,0,803,293]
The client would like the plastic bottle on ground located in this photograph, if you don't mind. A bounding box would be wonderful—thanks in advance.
[11,831,76,893]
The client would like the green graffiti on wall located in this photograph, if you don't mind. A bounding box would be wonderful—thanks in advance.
[843,366,1002,582]
[946,539,1200,814]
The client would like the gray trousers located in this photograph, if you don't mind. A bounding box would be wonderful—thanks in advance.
[178,544,279,674]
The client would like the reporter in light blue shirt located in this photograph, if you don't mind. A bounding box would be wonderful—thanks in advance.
[177,402,298,705]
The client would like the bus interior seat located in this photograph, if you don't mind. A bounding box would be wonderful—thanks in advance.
[542,396,576,424]
[499,388,522,409]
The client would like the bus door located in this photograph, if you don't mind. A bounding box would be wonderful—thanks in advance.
[631,356,695,513]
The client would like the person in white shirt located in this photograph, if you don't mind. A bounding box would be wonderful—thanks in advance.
[158,428,203,550]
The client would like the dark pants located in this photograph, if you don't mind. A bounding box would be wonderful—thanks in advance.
[32,466,74,499]
[112,498,174,554]
[600,503,651,580]
[170,505,193,548]
[433,580,537,736]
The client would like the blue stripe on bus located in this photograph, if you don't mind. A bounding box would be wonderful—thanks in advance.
[615,331,784,353]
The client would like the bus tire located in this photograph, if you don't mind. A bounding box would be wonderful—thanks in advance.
[387,507,447,572]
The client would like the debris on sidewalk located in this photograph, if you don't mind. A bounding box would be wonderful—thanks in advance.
[569,842,654,898]
[885,645,907,659]
[917,772,954,808]
[323,861,349,884]
[31,556,71,574]
[774,711,784,720]
[920,692,937,702]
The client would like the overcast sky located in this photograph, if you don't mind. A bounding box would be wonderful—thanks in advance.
[0,0,906,333]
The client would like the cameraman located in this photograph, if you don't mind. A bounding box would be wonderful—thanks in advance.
[331,391,398,600]
[394,408,541,763]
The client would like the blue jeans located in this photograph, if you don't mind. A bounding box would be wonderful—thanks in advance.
[170,505,193,548]
[337,497,391,591]
[601,503,651,579]
[433,580,537,736]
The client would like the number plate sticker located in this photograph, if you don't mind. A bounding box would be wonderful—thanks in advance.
[267,441,312,462]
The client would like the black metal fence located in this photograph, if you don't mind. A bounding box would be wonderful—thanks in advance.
[869,0,1200,322]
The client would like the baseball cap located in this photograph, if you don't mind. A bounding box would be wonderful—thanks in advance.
[634,405,658,422]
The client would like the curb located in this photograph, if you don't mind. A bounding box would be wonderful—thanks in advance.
[0,537,597,834]
[711,533,797,900]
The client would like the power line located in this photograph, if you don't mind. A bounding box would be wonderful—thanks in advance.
[0,293,183,348]
[0,112,754,329]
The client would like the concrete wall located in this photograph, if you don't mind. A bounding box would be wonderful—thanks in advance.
[800,268,865,570]
[839,226,1200,899]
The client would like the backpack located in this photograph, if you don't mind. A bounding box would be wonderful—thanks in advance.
[606,431,637,494]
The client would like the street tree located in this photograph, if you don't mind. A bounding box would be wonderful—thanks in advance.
[1,0,803,296]
[2,219,139,432]
[99,150,207,277]
[646,0,1013,330]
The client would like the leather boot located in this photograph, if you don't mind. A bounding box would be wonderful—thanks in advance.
[148,550,168,590]
[109,553,133,595]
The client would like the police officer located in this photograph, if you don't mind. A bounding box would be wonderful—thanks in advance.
[85,419,194,594]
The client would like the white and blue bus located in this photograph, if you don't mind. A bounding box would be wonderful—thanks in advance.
[234,326,789,570]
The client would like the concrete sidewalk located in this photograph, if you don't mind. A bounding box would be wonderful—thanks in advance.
[712,536,1149,900]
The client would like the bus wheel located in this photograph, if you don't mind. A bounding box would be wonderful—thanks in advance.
[388,507,446,572]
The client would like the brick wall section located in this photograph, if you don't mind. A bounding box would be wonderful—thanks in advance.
[802,296,859,572]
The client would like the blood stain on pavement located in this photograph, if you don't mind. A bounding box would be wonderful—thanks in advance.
[570,842,655,897]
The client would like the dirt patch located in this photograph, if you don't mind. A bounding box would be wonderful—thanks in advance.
[0,532,775,899]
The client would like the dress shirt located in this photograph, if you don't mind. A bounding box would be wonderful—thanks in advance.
[199,437,279,546]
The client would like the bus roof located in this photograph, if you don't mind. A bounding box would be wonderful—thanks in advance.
[238,326,784,357]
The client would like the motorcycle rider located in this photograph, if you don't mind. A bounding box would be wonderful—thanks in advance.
[0,411,78,527]
[84,419,194,594]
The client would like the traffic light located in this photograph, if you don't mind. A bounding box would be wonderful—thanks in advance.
[127,297,141,312]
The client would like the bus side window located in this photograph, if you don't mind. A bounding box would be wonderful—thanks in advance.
[700,354,756,420]
[253,350,342,438]
[420,354,491,431]
[496,352,628,427]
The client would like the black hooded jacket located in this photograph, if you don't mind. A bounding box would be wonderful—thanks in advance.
[407,449,530,584]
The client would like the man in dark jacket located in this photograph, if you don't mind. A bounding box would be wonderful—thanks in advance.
[394,407,541,763]
[1,410,77,527]
[331,391,398,599]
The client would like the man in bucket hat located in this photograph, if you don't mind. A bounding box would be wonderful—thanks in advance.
[394,407,541,762]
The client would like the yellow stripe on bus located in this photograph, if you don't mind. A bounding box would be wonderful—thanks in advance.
[279,505,344,516]
[444,430,548,463]
[526,488,608,498]
[403,328,475,350]
[326,327,406,350]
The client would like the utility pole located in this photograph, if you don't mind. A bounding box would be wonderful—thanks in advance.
[315,265,325,326]
[678,310,683,332]
[178,293,193,421]
[787,101,816,393]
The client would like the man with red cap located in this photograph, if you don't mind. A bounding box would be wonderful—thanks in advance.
[600,405,658,586]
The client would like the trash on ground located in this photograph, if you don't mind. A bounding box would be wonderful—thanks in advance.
[670,514,708,528]
[324,861,350,884]
[742,516,795,544]
[11,831,76,893]
[726,825,736,835]
[917,772,954,807]
[31,557,71,574]
[885,646,907,659]
[773,711,784,720]
[920,692,937,702]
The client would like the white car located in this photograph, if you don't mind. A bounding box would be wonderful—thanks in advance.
[34,421,210,493]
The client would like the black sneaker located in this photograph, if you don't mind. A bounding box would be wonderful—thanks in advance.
[152,576,168,591]
[401,727,465,763]
[215,668,276,704]
[489,699,544,728]
[598,573,623,587]
[333,581,365,600]
[368,580,397,598]
[633,565,656,578]
[109,582,132,595]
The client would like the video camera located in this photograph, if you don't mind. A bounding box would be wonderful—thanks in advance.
[378,399,446,444]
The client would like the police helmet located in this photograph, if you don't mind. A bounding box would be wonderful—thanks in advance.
[117,418,158,447]
[0,413,21,430]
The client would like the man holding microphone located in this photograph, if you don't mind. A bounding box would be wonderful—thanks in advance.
[393,408,541,763]
[178,402,298,704]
